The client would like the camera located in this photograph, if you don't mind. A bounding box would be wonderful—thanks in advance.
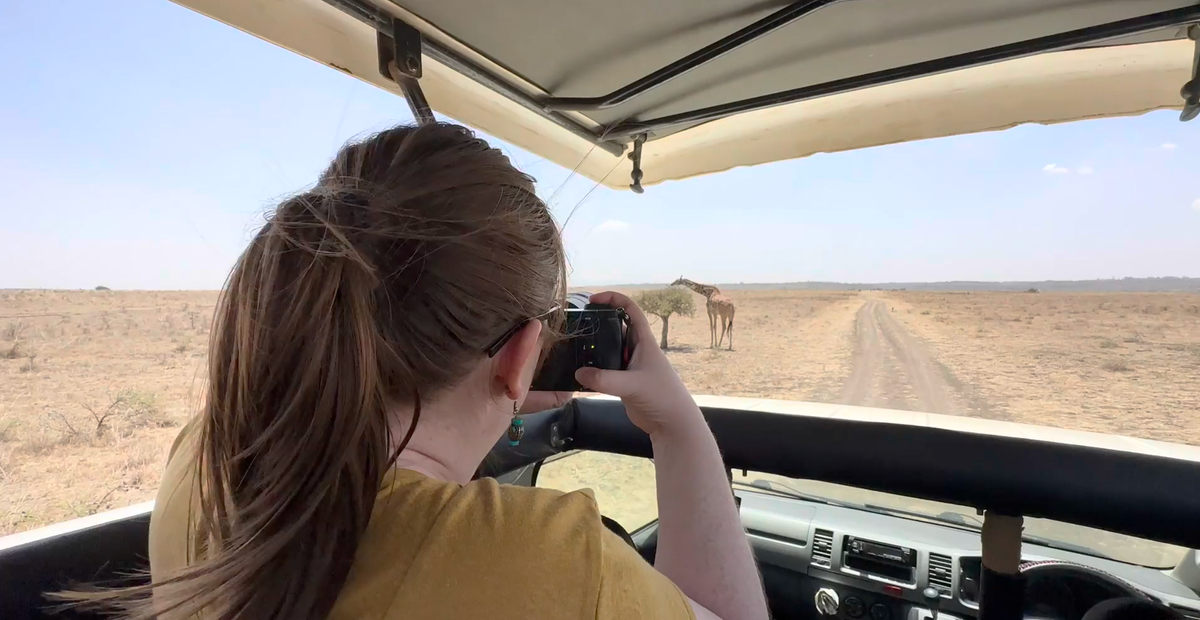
[531,299,629,392]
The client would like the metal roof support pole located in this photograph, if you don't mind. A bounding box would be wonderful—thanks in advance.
[331,0,624,154]
[1181,25,1199,122]
[627,133,647,193]
[379,18,435,125]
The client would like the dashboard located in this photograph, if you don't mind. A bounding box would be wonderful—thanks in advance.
[724,489,1200,620]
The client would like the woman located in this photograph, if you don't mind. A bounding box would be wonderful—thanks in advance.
[85,123,768,620]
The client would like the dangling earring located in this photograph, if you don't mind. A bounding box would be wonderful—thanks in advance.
[507,401,524,447]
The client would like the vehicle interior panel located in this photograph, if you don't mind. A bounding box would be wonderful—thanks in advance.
[555,398,1200,550]
[734,491,1200,617]
[7,400,1200,619]
[7,480,1200,619]
[0,507,151,619]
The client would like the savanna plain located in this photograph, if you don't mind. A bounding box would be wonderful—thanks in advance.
[3,288,1199,549]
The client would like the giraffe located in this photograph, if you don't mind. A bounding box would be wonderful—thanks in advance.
[670,277,735,350]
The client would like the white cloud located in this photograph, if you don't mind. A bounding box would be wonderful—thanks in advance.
[1192,199,1200,213]
[1042,163,1069,174]
[1161,143,1177,150]
[1076,165,1094,175]
[596,219,630,233]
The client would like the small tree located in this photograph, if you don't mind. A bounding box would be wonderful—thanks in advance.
[635,288,696,349]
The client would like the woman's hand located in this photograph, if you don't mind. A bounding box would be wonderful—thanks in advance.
[580,294,769,620]
[519,390,574,415]
[574,291,703,437]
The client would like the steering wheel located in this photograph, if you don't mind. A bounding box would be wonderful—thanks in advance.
[1018,560,1174,620]
[601,514,637,550]
[1021,559,1149,599]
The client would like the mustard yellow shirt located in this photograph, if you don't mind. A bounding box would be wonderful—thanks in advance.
[149,424,695,620]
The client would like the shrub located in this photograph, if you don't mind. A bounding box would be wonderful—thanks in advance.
[2,321,25,342]
[1098,339,1118,349]
[67,390,174,441]
[1,341,21,360]
[123,390,173,429]
[1102,360,1131,372]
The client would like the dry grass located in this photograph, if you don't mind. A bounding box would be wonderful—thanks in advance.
[886,291,1200,443]
[3,288,1199,538]
[652,290,862,403]
[0,289,215,534]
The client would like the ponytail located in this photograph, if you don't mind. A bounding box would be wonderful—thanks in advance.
[52,122,565,619]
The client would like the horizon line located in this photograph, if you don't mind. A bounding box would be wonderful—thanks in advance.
[8,275,1200,293]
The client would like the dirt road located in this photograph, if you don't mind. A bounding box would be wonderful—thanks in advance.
[840,297,992,417]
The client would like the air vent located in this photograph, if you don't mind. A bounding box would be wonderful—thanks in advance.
[811,529,833,567]
[1170,605,1200,620]
[927,553,954,595]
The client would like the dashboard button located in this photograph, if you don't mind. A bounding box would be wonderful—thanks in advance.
[869,603,891,620]
[843,596,865,618]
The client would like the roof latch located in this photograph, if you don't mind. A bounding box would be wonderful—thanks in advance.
[377,17,435,125]
[628,133,647,194]
[1182,25,1199,122]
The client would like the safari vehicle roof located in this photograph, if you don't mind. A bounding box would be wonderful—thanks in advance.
[175,0,1199,190]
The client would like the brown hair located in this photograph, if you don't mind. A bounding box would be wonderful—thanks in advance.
[60,122,566,619]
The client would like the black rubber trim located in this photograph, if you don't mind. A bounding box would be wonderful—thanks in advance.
[478,405,574,478]
[601,515,637,549]
[563,398,1200,550]
[978,565,1026,620]
[0,510,150,618]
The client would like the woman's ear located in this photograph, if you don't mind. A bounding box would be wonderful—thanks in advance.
[495,319,543,401]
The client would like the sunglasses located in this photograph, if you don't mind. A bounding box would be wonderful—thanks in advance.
[484,304,562,358]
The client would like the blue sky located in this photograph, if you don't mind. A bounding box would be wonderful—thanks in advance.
[2,1,1198,290]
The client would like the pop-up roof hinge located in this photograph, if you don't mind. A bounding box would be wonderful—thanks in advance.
[376,17,435,125]
[1181,25,1199,122]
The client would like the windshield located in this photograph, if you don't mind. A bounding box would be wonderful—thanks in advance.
[3,0,1196,572]
[552,117,1198,569]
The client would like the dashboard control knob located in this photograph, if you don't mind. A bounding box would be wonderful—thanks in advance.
[814,587,840,616]
[843,595,866,618]
[870,602,891,620]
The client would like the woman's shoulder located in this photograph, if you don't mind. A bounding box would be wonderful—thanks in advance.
[385,470,604,544]
[353,473,608,619]
[468,476,599,515]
